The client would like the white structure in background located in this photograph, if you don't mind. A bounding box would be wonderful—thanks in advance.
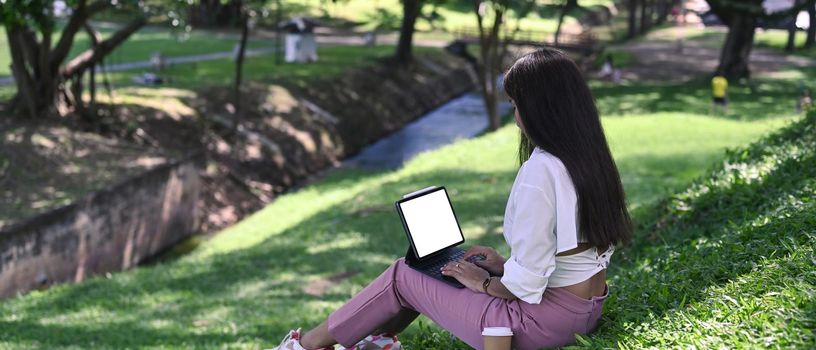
[796,10,811,30]
[53,0,70,17]
[280,17,318,63]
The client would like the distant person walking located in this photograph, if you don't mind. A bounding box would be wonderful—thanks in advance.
[671,5,681,24]
[600,54,613,80]
[711,74,728,115]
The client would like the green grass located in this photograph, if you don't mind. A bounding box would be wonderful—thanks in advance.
[594,49,635,69]
[102,44,415,90]
[754,28,816,59]
[590,66,816,121]
[0,78,800,348]
[273,0,615,33]
[0,45,431,103]
[0,28,9,78]
[679,27,816,59]
[586,110,816,348]
[0,25,272,77]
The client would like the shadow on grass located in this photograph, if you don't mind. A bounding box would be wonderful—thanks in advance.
[591,69,816,120]
[0,167,515,348]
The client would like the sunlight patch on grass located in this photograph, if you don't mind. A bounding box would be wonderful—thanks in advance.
[306,234,367,254]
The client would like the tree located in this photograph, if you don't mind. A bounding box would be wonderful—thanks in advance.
[655,0,672,25]
[0,0,162,119]
[639,0,651,35]
[627,0,639,38]
[706,0,813,79]
[194,0,271,133]
[553,0,578,46]
[395,0,423,64]
[232,0,253,132]
[785,0,802,52]
[471,0,534,131]
[806,0,815,48]
[188,0,240,27]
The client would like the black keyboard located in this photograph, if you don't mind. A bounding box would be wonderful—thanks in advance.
[418,249,465,280]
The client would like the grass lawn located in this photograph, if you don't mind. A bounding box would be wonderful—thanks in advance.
[754,28,816,59]
[0,28,9,78]
[101,45,437,90]
[678,26,816,59]
[275,0,615,33]
[0,45,432,107]
[0,74,803,348]
[0,25,272,77]
[591,69,816,121]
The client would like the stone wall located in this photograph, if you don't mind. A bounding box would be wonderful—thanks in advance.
[0,155,202,298]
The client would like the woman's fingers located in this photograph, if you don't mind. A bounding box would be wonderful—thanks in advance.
[474,260,490,268]
[457,259,480,272]
[441,262,463,275]
[463,246,485,259]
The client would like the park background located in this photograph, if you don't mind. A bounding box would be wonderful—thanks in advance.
[0,0,815,348]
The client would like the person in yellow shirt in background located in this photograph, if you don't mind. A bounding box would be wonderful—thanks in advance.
[711,74,728,115]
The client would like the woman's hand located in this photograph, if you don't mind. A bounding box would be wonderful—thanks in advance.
[441,259,490,293]
[464,245,506,276]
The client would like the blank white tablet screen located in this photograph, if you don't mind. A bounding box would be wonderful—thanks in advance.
[400,189,463,258]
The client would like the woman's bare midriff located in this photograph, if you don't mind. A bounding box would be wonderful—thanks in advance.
[553,243,608,299]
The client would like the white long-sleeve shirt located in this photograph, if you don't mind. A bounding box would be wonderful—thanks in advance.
[500,148,613,304]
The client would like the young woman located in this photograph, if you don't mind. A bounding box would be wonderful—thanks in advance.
[271,48,632,350]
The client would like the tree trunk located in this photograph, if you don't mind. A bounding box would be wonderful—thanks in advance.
[6,26,41,118]
[189,0,241,27]
[639,0,651,34]
[233,7,250,133]
[786,17,797,52]
[628,0,638,38]
[395,0,421,64]
[554,0,578,45]
[716,12,757,79]
[6,7,144,119]
[84,23,102,118]
[655,0,671,25]
[786,0,802,52]
[63,17,146,77]
[806,0,815,48]
[474,2,505,131]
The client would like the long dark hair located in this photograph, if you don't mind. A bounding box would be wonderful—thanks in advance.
[503,48,632,250]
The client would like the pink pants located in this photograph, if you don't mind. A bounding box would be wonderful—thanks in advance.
[328,258,608,350]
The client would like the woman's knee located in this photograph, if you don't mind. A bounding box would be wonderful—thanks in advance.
[389,257,407,280]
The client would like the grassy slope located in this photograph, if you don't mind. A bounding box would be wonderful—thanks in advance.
[0,102,795,348]
[588,111,816,348]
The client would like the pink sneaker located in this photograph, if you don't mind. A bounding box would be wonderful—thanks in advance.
[338,333,402,350]
[268,328,335,350]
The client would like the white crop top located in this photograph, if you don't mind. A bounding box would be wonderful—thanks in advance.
[500,147,613,304]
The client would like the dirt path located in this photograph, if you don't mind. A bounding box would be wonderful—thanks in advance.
[615,25,816,82]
